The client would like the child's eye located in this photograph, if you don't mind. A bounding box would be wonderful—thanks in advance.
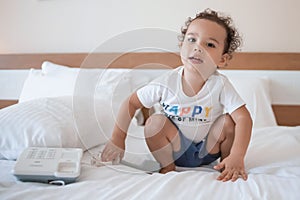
[207,42,216,48]
[187,37,196,43]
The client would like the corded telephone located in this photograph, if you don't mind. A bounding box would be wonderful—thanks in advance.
[13,147,82,185]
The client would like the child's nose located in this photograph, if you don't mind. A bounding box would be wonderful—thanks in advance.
[193,46,202,52]
[193,42,203,52]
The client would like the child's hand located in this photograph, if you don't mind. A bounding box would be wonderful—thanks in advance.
[101,138,125,163]
[214,154,247,182]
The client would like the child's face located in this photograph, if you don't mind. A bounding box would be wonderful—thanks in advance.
[180,18,229,80]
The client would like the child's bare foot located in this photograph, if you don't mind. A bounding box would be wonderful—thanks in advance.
[159,163,176,174]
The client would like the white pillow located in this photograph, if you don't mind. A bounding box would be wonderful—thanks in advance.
[0,97,82,160]
[19,62,79,102]
[73,68,133,150]
[17,62,136,154]
[19,61,132,102]
[0,95,137,160]
[228,76,277,128]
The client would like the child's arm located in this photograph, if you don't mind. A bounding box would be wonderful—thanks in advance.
[214,105,252,182]
[101,92,144,162]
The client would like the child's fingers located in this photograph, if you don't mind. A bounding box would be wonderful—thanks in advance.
[231,171,239,182]
[222,170,234,182]
[216,169,228,181]
[221,170,247,182]
[101,146,115,161]
[213,162,225,170]
[240,170,248,180]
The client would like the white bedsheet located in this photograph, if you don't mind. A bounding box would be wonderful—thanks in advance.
[1,126,300,200]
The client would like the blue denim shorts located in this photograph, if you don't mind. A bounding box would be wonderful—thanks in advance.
[167,117,221,167]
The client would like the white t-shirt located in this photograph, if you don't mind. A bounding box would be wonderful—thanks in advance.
[137,66,245,143]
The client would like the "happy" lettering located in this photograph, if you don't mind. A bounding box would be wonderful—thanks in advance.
[162,103,212,118]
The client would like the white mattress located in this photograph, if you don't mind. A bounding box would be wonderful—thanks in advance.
[1,126,300,200]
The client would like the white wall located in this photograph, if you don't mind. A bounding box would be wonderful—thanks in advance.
[1,0,300,53]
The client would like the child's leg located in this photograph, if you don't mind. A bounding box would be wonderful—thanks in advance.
[144,114,180,173]
[206,114,235,161]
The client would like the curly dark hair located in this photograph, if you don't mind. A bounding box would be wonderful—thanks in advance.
[178,8,242,60]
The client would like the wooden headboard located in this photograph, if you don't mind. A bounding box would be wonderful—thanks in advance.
[0,52,300,126]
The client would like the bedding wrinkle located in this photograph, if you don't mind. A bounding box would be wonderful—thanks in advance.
[114,173,168,200]
[248,174,300,199]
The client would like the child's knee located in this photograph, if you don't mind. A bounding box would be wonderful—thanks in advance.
[223,114,235,137]
[210,114,235,141]
[144,114,167,138]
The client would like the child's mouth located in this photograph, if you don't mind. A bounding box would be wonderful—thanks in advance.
[188,56,204,64]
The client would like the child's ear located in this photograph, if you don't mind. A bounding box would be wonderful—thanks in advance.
[218,53,230,68]
[178,41,183,48]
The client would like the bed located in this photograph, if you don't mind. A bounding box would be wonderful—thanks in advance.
[0,52,300,199]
